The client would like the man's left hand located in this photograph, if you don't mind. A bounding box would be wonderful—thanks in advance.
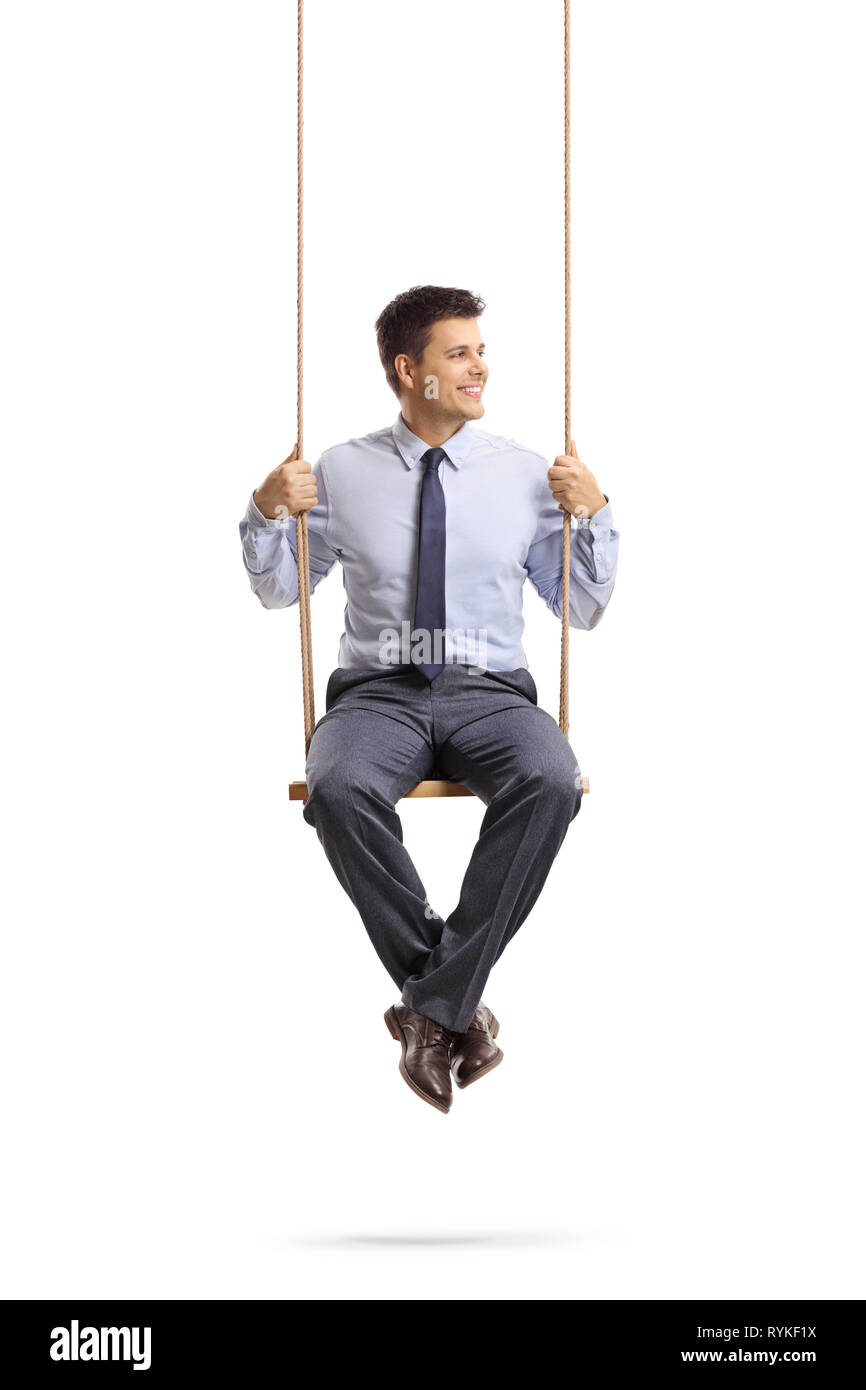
[547,440,607,519]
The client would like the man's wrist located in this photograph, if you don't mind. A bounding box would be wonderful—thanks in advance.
[252,488,270,520]
[569,493,608,522]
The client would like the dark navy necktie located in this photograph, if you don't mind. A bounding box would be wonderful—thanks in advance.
[412,446,448,681]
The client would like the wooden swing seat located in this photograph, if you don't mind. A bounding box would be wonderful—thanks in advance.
[289,773,590,802]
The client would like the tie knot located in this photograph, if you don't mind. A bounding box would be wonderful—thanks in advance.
[420,447,448,471]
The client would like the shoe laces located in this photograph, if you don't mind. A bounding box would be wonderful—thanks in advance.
[426,1023,455,1054]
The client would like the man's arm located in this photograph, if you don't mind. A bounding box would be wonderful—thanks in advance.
[238,450,340,609]
[525,445,619,629]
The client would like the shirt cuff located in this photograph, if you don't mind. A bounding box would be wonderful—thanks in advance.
[571,496,616,579]
[246,491,294,530]
[588,496,613,537]
[572,496,613,535]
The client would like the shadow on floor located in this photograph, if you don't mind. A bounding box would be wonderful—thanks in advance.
[289,1229,591,1249]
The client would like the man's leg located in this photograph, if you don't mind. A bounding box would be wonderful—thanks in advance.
[400,666,583,1033]
[302,674,444,1003]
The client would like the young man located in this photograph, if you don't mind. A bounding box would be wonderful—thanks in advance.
[238,285,619,1114]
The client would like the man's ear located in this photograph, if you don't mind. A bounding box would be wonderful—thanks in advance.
[394,353,414,393]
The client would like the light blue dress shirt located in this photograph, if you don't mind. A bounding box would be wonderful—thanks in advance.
[238,411,619,672]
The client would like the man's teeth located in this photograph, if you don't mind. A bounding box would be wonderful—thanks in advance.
[459,386,482,394]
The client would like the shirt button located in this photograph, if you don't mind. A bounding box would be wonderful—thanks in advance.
[250,549,257,559]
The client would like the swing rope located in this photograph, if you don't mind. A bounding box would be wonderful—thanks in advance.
[295,0,316,755]
[561,0,572,741]
[293,0,574,762]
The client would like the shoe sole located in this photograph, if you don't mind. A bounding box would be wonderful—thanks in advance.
[384,1006,450,1114]
[453,1013,503,1089]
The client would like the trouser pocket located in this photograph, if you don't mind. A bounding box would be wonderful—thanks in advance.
[481,667,538,706]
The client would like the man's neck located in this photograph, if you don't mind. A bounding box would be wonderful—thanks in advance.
[400,409,467,450]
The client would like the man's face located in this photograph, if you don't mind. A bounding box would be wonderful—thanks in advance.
[401,317,489,422]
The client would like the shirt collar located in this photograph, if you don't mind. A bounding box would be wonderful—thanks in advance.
[391,411,475,470]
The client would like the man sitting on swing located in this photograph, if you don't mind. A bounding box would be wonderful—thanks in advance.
[238,285,619,1114]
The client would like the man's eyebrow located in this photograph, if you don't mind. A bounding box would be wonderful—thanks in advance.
[447,342,486,352]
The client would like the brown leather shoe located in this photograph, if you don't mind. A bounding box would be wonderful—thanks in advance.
[384,1004,457,1113]
[450,1003,503,1089]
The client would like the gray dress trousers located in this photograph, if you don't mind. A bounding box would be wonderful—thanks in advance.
[302,661,583,1034]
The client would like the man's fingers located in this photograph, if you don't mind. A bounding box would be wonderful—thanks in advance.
[548,462,580,478]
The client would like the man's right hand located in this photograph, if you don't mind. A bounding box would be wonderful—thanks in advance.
[252,444,318,520]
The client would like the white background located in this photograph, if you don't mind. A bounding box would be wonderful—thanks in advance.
[1,0,864,1300]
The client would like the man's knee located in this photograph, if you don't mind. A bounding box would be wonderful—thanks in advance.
[304,758,392,823]
[524,748,583,820]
